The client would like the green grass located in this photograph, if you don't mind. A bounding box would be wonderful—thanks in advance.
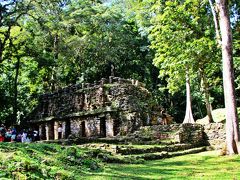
[0,143,103,179]
[1,143,240,180]
[82,151,240,180]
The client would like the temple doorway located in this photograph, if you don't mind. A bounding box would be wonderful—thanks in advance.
[40,124,46,140]
[81,121,86,137]
[65,119,71,138]
[100,117,106,137]
[49,121,54,140]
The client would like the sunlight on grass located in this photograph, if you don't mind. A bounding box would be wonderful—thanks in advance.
[82,151,240,180]
[1,143,240,179]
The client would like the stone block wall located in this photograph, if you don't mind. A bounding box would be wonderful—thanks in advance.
[30,76,150,121]
[28,76,163,139]
[129,123,225,148]
[177,123,204,145]
[136,124,180,141]
[203,123,226,149]
[85,118,100,137]
[118,112,143,135]
[134,123,226,149]
[139,123,226,149]
[70,118,82,136]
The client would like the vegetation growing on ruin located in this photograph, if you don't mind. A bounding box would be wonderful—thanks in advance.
[0,0,240,178]
[0,143,103,179]
[0,0,239,125]
[1,144,240,180]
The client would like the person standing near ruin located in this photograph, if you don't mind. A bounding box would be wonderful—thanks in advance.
[0,124,6,138]
[161,108,167,125]
[0,133,4,142]
[5,129,12,142]
[21,130,27,143]
[11,127,17,142]
[160,108,173,125]
[58,124,62,139]
[0,125,5,142]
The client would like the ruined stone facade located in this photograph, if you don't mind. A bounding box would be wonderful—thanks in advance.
[28,77,161,140]
[127,123,227,149]
[203,123,226,149]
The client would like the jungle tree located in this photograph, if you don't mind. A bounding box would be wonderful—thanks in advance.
[209,0,240,154]
[129,0,220,123]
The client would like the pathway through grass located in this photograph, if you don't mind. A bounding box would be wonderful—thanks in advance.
[82,151,240,180]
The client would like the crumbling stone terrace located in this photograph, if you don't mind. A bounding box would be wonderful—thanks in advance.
[28,76,161,141]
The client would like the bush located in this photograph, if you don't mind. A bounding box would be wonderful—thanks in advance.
[0,143,103,179]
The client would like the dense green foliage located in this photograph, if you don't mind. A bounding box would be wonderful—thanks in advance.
[0,0,239,124]
[0,0,157,125]
[0,143,103,179]
[1,143,240,179]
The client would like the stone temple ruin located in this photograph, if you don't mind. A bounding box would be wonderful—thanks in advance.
[28,77,162,140]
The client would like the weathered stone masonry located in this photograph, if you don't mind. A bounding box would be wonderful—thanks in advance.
[203,123,226,149]
[28,77,161,140]
[123,123,227,149]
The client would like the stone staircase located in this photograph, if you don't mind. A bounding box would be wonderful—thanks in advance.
[43,123,208,163]
[78,142,208,163]
[43,139,208,163]
[116,143,197,155]
[128,146,207,161]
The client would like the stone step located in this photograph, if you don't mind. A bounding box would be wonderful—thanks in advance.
[129,146,207,161]
[77,143,204,159]
[98,146,208,164]
[117,143,195,155]
[46,137,178,146]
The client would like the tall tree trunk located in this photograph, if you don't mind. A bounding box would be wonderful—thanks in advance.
[50,34,59,92]
[183,68,195,124]
[209,0,221,45]
[217,0,239,154]
[199,68,214,123]
[13,57,20,125]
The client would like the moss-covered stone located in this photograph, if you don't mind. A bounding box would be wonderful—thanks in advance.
[27,77,161,140]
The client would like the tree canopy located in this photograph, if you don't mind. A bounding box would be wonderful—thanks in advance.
[0,0,239,131]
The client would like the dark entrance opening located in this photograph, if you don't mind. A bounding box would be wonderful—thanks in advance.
[100,117,106,137]
[65,119,71,138]
[41,124,46,140]
[49,121,54,140]
[81,121,86,137]
[113,117,120,136]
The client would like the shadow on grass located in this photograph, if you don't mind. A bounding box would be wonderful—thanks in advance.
[83,168,180,180]
[82,152,240,179]
[83,160,196,179]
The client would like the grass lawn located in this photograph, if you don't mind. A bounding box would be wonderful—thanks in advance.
[1,143,240,179]
[82,151,240,180]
